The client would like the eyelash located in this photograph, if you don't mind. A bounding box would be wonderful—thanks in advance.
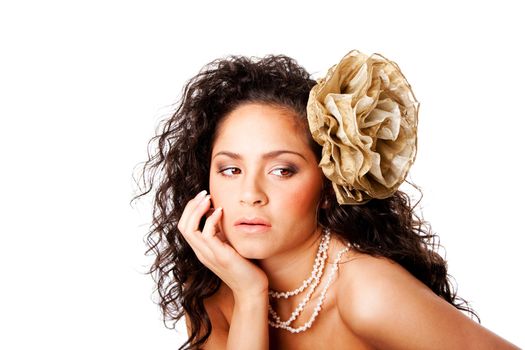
[217,166,297,178]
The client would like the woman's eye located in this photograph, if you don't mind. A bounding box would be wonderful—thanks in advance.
[271,168,296,177]
[219,167,241,176]
[217,166,296,177]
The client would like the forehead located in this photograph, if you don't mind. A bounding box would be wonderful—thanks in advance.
[212,103,312,155]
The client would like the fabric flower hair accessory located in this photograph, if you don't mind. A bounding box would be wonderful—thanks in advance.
[307,50,419,205]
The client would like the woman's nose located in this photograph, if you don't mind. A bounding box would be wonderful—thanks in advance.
[239,175,268,206]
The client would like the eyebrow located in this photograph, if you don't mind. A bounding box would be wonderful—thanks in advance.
[212,150,307,161]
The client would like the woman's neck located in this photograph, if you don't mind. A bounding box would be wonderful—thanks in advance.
[257,226,324,293]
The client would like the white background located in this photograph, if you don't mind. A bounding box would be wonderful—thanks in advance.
[1,1,523,349]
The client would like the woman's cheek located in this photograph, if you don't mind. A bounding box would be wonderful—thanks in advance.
[209,176,223,208]
[209,192,229,230]
[286,178,322,213]
[210,183,228,209]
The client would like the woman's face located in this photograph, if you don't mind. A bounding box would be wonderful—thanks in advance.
[209,103,324,259]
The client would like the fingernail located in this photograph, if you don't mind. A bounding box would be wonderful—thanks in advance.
[200,194,211,204]
[196,190,207,199]
[214,207,222,214]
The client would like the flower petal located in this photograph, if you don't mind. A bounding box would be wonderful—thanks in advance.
[307,50,419,204]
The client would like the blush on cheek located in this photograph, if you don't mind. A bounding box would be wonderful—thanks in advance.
[284,182,321,216]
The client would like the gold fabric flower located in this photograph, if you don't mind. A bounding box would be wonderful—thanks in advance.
[307,50,419,205]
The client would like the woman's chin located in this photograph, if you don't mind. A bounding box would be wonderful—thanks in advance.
[237,249,269,260]
[231,243,271,260]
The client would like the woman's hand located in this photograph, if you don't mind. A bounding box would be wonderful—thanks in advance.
[177,190,269,300]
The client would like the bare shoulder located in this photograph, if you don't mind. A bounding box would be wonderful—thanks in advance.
[336,248,432,297]
[335,247,519,350]
[337,250,426,322]
[335,249,436,323]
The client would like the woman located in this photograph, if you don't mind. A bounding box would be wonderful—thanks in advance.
[135,50,519,349]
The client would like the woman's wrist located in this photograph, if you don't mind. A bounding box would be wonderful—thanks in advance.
[233,286,269,308]
[228,287,269,350]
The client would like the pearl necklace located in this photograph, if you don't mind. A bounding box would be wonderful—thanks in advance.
[268,230,330,327]
[268,229,350,333]
[269,229,330,299]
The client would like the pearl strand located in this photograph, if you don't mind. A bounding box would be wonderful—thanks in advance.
[268,243,350,333]
[267,233,330,326]
[269,229,330,299]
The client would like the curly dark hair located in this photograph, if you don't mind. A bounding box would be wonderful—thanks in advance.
[132,54,479,349]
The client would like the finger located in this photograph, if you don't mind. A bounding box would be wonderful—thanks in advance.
[200,208,241,267]
[178,190,207,231]
[180,196,217,262]
[203,208,228,242]
[203,207,227,236]
[178,190,207,232]
[183,194,212,233]
[179,218,215,265]
[202,207,222,239]
[204,207,214,218]
[201,208,236,253]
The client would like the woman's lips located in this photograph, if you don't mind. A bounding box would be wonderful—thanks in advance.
[234,217,271,226]
[233,217,271,234]
[235,224,271,234]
